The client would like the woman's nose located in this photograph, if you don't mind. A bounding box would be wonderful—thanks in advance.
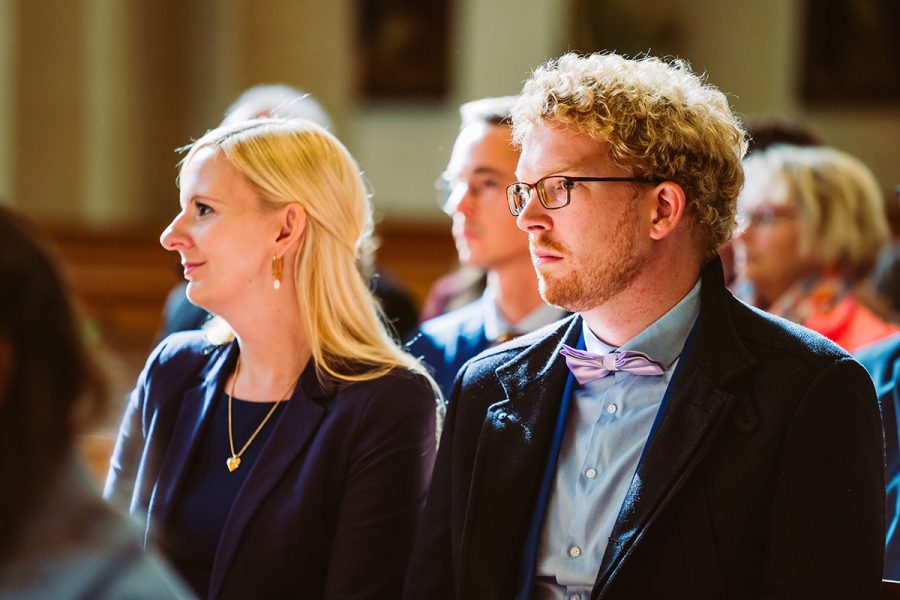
[160,212,190,251]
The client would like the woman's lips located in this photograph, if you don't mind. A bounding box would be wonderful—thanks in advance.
[182,262,205,277]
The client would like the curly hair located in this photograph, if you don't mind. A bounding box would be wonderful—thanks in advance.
[512,52,747,257]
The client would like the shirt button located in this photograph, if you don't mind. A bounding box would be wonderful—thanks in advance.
[584,468,597,479]
[607,403,618,414]
[568,545,581,558]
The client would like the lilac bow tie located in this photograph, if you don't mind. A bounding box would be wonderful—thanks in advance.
[560,344,665,385]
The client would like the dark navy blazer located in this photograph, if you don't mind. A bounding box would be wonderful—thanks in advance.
[104,331,438,600]
[405,299,490,401]
[403,258,885,599]
[857,332,900,580]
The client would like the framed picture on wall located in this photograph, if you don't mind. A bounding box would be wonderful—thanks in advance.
[567,0,682,58]
[357,0,452,101]
[802,0,900,103]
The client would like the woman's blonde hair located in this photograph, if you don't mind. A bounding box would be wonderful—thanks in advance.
[512,52,747,257]
[181,118,433,387]
[741,144,889,279]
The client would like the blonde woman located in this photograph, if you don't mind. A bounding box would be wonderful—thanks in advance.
[105,119,440,599]
[734,144,898,351]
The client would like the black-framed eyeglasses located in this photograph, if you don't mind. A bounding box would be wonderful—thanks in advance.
[506,175,662,216]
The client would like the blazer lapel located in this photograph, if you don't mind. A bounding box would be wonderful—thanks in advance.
[208,360,326,598]
[460,316,581,594]
[145,342,238,545]
[594,259,758,594]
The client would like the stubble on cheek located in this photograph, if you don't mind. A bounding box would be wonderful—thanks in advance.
[535,210,646,313]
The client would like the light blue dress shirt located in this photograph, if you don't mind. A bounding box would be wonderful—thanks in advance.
[534,280,702,600]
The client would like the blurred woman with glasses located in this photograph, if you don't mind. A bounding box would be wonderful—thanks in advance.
[734,144,899,351]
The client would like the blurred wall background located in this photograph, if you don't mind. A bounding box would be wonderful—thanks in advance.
[0,0,897,394]
[1,0,896,227]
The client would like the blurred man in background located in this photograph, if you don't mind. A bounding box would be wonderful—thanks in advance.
[406,96,565,399]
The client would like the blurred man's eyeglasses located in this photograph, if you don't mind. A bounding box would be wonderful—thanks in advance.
[506,175,662,216]
[434,173,507,215]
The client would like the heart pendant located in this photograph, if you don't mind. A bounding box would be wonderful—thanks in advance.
[226,456,241,472]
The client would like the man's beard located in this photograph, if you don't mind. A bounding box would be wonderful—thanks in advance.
[533,209,647,313]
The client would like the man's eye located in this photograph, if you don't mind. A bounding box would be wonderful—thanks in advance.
[545,178,573,194]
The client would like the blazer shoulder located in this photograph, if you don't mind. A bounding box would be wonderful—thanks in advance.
[153,330,217,365]
[344,367,437,402]
[140,330,223,386]
[333,368,441,433]
[729,296,850,367]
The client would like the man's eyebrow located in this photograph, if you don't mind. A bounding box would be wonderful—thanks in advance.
[514,162,585,181]
[471,166,508,177]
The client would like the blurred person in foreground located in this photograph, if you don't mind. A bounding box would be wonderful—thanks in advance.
[403,52,884,599]
[0,205,191,598]
[160,84,418,341]
[105,119,439,599]
[406,96,566,399]
[734,144,899,352]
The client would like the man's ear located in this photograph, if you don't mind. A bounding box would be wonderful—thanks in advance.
[649,181,687,241]
[274,204,307,255]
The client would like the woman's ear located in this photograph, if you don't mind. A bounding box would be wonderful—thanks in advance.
[274,204,307,256]
[649,181,687,241]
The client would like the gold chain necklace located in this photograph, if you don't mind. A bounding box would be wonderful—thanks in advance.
[226,355,299,472]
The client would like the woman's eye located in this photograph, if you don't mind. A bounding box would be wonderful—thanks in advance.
[197,202,213,216]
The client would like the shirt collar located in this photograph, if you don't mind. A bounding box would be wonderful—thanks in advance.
[482,285,568,342]
[582,278,702,369]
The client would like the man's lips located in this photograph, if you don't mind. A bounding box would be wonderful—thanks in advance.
[453,223,480,240]
[531,246,562,265]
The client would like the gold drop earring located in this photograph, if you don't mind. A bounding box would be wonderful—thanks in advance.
[272,255,283,290]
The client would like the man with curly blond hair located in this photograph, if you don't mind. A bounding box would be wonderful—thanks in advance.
[404,52,884,599]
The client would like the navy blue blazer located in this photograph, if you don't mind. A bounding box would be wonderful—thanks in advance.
[104,331,438,600]
[405,299,490,400]
[857,332,900,579]
[403,258,885,599]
